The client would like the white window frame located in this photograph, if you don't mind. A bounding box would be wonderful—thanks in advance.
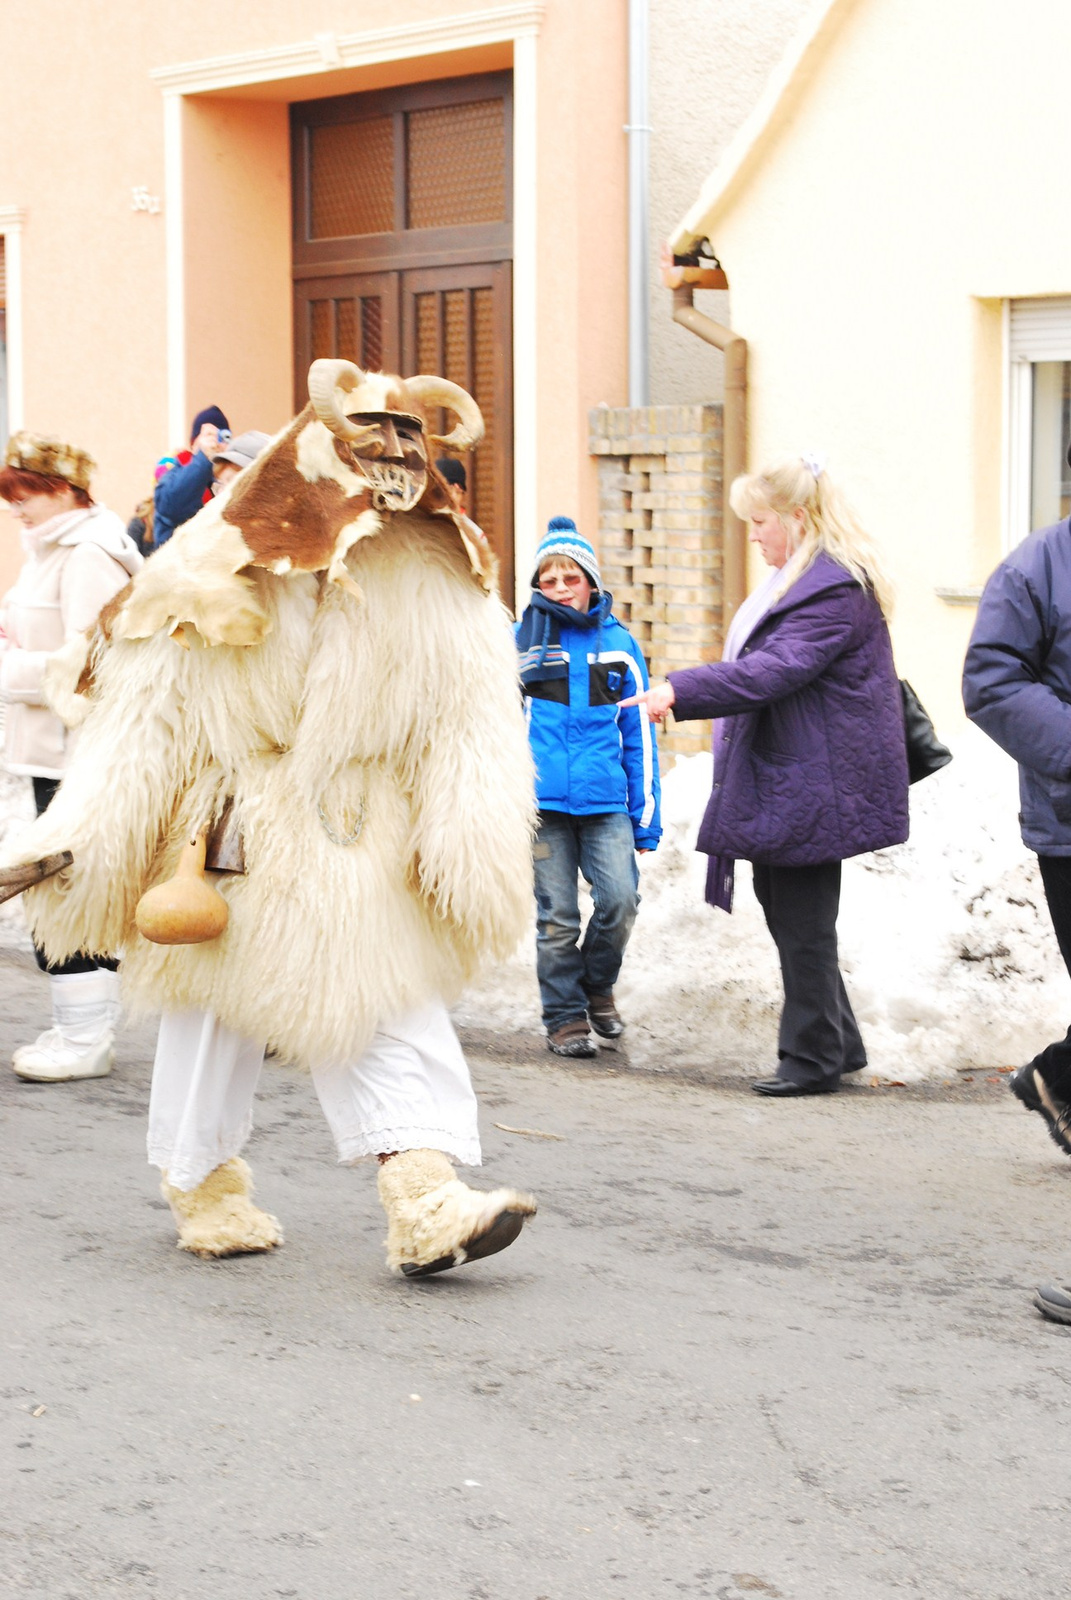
[1004,295,1071,550]
[0,206,25,441]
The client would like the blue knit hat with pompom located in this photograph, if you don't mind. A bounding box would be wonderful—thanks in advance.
[531,516,602,591]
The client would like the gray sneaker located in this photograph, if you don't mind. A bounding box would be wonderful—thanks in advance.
[1034,1283,1071,1324]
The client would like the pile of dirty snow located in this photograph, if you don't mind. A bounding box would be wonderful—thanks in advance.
[455,725,1071,1082]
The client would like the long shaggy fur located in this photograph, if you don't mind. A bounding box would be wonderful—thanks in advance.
[376,1148,536,1271]
[162,1157,283,1257]
[12,512,536,1069]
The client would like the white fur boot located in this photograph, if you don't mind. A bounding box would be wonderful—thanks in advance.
[377,1148,536,1277]
[12,968,120,1082]
[162,1156,284,1258]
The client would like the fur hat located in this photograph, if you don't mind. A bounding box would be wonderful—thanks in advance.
[4,430,95,493]
[531,517,601,591]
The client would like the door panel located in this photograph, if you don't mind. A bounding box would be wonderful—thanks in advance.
[292,272,400,410]
[291,74,514,599]
[402,262,513,596]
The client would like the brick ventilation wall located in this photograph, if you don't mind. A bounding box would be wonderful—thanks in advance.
[589,404,724,758]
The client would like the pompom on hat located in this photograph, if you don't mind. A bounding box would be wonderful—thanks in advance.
[531,516,602,592]
[4,430,96,493]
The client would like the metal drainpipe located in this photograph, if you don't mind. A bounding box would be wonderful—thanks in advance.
[671,283,748,635]
[627,0,650,407]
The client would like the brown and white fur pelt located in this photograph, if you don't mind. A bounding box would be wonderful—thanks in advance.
[14,507,536,1070]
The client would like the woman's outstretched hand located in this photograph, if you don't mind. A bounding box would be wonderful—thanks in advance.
[619,681,676,722]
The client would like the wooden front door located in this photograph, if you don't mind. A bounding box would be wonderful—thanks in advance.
[291,74,513,594]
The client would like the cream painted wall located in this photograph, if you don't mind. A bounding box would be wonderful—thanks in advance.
[684,0,1071,731]
[648,0,811,406]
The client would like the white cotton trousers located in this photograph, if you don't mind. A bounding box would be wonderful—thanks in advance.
[147,1003,482,1192]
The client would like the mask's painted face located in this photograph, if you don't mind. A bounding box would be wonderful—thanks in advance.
[344,412,429,512]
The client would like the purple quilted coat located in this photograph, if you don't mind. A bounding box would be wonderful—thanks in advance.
[668,553,909,907]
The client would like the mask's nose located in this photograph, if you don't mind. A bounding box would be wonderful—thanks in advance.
[374,419,404,461]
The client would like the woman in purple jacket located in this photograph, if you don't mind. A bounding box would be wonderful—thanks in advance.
[625,457,909,1096]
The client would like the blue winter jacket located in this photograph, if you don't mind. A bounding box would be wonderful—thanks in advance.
[153,451,214,546]
[964,518,1071,855]
[518,610,662,850]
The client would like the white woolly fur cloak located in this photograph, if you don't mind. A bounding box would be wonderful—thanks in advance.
[14,496,536,1070]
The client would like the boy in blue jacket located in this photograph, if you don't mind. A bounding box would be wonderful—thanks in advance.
[517,518,661,1057]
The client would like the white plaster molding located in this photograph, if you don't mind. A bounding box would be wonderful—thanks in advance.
[0,207,26,433]
[151,3,545,95]
[511,30,538,612]
[162,96,185,445]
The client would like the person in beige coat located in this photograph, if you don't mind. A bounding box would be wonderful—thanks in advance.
[0,431,142,1081]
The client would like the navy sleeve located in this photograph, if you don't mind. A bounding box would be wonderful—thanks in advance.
[963,563,1071,780]
[153,453,214,546]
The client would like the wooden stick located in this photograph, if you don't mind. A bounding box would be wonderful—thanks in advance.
[0,852,73,906]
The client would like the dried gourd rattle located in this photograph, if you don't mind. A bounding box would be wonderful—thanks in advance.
[135,834,228,944]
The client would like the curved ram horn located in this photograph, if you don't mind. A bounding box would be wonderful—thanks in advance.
[405,375,485,452]
[308,359,377,443]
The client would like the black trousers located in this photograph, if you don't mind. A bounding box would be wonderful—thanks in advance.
[31,777,118,977]
[751,861,866,1089]
[1029,856,1071,1098]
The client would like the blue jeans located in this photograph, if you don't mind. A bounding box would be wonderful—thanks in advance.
[533,811,639,1033]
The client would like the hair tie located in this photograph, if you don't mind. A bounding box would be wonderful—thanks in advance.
[801,450,826,480]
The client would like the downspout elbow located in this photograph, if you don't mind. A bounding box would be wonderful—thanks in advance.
[668,279,748,638]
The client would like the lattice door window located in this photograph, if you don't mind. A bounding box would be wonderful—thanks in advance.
[409,279,505,576]
[308,293,386,369]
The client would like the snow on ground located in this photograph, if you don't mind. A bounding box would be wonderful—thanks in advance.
[456,724,1071,1082]
[4,727,1067,1081]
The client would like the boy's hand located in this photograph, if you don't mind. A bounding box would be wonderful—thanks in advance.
[619,681,676,722]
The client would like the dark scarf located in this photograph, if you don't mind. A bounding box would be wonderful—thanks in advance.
[516,589,613,689]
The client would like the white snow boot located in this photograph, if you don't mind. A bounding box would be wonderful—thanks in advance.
[12,968,120,1082]
[377,1147,536,1278]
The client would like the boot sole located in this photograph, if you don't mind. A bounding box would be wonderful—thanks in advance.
[12,1053,115,1083]
[1034,1286,1071,1325]
[401,1207,529,1278]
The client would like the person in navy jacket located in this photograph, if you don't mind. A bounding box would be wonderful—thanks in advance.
[517,518,661,1058]
[964,488,1071,1326]
[153,405,230,547]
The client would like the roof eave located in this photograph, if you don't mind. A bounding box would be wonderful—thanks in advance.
[669,0,862,254]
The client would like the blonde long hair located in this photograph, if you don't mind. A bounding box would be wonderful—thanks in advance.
[729,457,894,617]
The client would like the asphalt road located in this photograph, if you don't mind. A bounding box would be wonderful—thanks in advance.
[3,942,1070,1600]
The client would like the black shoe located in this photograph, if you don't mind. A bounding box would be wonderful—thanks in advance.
[1009,1063,1071,1156]
[751,1077,838,1097]
[1034,1283,1071,1325]
[586,992,624,1040]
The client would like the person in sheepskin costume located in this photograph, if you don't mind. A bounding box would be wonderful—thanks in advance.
[0,359,538,1277]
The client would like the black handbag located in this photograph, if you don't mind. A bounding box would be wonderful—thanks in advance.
[900,679,952,784]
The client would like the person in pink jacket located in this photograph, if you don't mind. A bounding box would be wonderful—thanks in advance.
[0,431,142,1081]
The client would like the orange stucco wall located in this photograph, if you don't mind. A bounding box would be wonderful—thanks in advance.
[0,0,629,602]
[534,0,629,546]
